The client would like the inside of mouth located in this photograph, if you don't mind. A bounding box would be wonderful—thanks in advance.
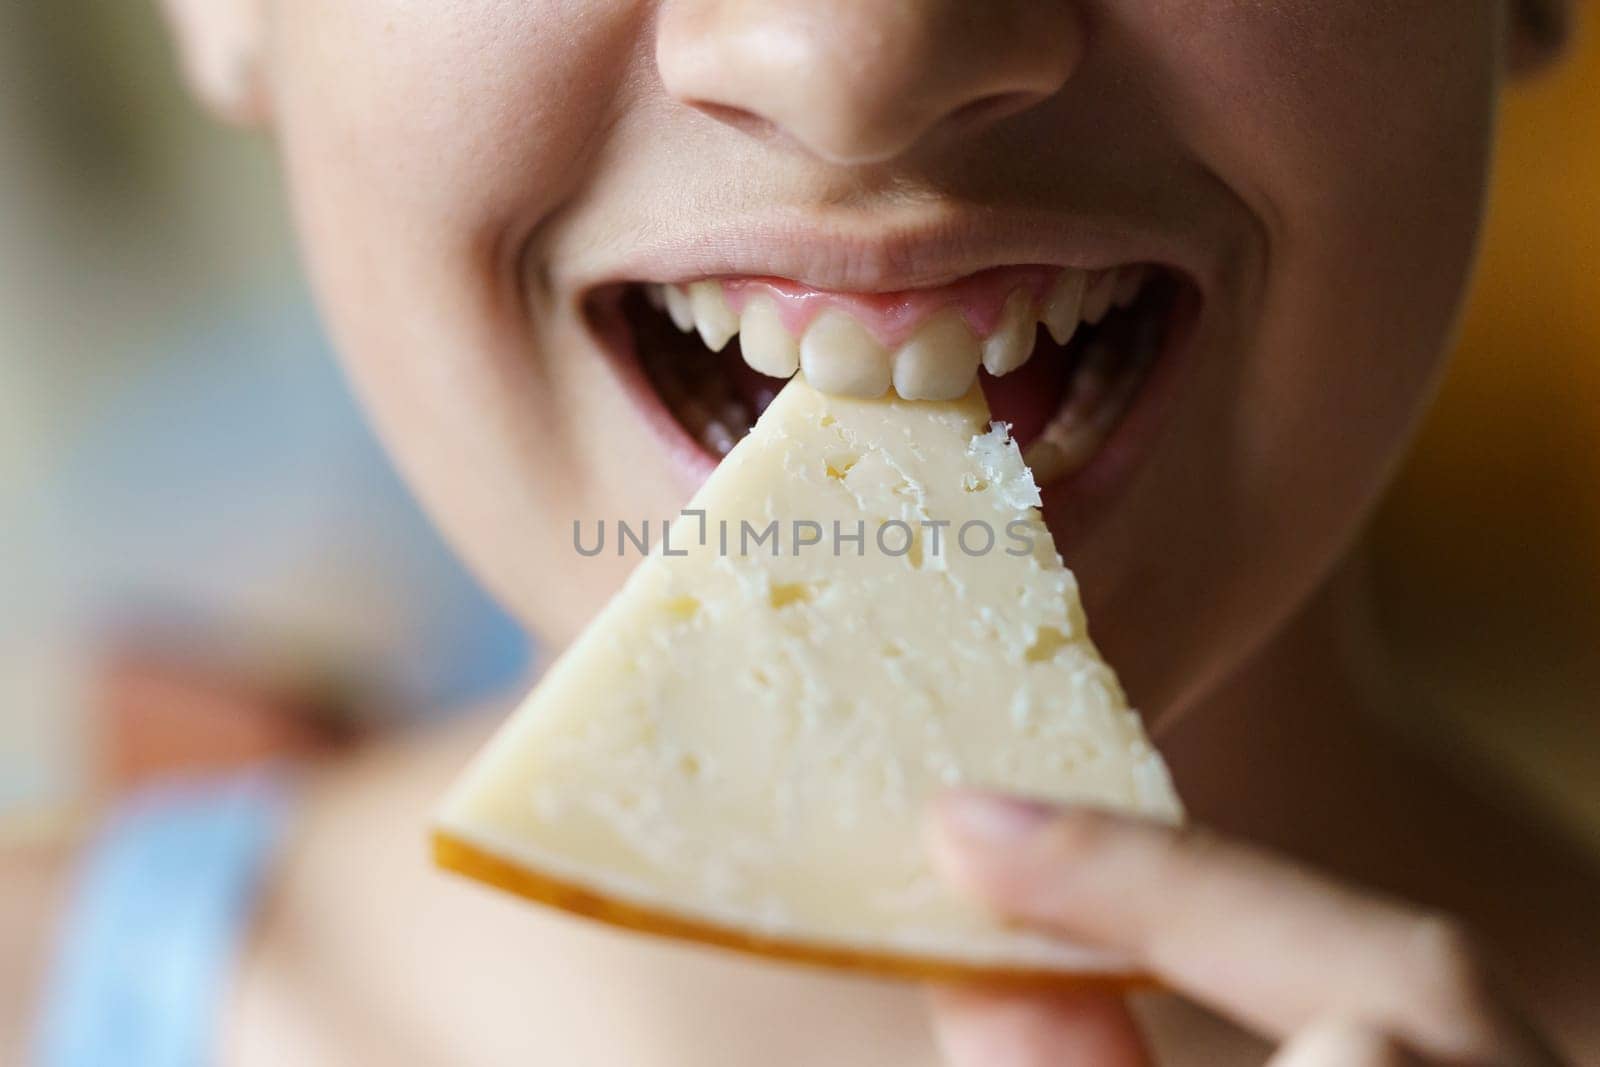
[611,268,1180,483]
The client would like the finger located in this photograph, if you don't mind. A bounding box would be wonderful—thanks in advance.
[1268,1020,1430,1067]
[928,792,1551,1063]
[927,985,1151,1067]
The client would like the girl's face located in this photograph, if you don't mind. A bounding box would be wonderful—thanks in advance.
[225,2,1517,720]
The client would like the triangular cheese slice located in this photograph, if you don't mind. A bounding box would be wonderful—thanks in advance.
[435,375,1181,983]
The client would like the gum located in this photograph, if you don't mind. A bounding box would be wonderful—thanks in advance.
[721,265,1060,350]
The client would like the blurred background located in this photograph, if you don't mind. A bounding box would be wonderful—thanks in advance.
[1371,15,1600,849]
[0,6,1594,851]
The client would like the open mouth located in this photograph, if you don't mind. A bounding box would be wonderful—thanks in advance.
[587,263,1193,488]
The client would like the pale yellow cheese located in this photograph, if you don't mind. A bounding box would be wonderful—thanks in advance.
[435,375,1181,981]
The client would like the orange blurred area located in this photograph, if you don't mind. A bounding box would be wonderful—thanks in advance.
[1373,18,1600,842]
[97,649,359,789]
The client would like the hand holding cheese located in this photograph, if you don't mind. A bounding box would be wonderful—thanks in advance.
[926,797,1562,1065]
[434,373,1181,982]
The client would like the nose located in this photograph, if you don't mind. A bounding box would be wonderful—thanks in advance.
[656,1,1084,166]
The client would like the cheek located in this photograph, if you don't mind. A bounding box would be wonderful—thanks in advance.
[1154,0,1501,386]
[262,0,633,398]
[269,1,640,234]
[260,1,656,638]
[1164,1,1500,381]
[1088,2,1502,712]
[1219,2,1500,566]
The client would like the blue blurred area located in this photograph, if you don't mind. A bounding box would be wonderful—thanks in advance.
[50,286,530,718]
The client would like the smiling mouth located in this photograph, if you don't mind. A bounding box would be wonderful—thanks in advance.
[588,262,1192,487]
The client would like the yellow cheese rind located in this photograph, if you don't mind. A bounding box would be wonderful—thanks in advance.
[433,830,1158,988]
[436,376,1181,979]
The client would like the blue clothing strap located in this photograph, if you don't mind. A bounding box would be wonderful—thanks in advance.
[34,769,295,1067]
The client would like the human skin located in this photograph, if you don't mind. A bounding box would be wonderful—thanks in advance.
[182,0,1505,721]
[142,0,1597,1062]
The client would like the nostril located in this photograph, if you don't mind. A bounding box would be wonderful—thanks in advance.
[947,91,1048,131]
[656,2,1083,166]
[686,99,782,141]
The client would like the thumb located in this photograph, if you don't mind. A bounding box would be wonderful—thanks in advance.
[928,985,1152,1067]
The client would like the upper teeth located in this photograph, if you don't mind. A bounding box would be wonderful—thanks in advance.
[800,310,891,398]
[1079,269,1119,326]
[738,296,800,378]
[645,265,1150,402]
[1041,270,1087,347]
[663,283,695,333]
[688,280,739,351]
[893,309,981,401]
[984,289,1039,376]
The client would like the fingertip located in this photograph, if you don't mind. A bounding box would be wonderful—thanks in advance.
[922,802,976,892]
[928,790,1127,892]
[930,789,1059,846]
[925,790,1061,904]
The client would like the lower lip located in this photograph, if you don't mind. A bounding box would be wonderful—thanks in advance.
[589,282,1206,538]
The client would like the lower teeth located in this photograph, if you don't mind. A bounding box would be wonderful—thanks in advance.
[703,420,738,457]
[1022,362,1144,485]
[1020,300,1164,486]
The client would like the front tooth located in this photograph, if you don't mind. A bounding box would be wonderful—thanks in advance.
[800,311,892,397]
[688,281,739,350]
[645,284,667,311]
[1081,269,1117,325]
[982,289,1037,376]
[738,297,800,378]
[1041,269,1088,345]
[893,309,980,401]
[664,284,695,332]
[1112,266,1146,308]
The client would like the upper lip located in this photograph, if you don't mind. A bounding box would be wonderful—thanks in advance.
[566,204,1216,305]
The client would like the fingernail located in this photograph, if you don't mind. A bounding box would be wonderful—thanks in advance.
[936,790,1058,846]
